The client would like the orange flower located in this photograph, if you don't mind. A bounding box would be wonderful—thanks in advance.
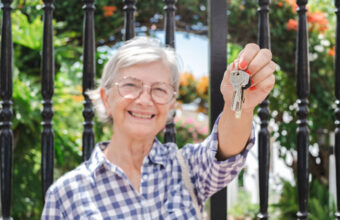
[284,0,295,6]
[103,6,117,17]
[308,12,328,24]
[278,2,283,7]
[72,85,84,102]
[285,0,298,12]
[72,95,84,102]
[308,12,328,33]
[76,85,82,93]
[196,105,207,114]
[286,19,298,31]
[180,72,194,87]
[327,46,335,57]
[196,76,209,95]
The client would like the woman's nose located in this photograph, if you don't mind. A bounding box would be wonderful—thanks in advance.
[135,85,153,105]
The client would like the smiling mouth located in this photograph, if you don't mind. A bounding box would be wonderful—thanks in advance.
[128,111,155,119]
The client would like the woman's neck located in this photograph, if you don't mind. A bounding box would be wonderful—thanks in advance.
[103,132,154,193]
[104,131,154,172]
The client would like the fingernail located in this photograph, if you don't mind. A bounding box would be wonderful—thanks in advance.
[250,86,256,91]
[239,60,247,70]
[245,69,251,75]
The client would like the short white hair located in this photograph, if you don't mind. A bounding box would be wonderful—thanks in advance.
[87,36,180,123]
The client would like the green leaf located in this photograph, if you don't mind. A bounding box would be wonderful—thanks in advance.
[12,10,43,50]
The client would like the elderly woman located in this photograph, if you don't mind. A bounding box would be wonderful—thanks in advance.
[42,37,275,219]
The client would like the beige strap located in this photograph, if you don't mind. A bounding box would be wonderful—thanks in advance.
[176,150,202,220]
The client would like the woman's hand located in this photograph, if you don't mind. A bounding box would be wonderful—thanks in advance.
[216,43,276,159]
[220,43,276,113]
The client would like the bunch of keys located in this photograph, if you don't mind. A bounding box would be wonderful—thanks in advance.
[230,67,251,119]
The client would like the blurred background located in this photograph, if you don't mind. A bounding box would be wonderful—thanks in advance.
[4,0,337,219]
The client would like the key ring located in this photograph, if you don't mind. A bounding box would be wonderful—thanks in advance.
[233,59,252,89]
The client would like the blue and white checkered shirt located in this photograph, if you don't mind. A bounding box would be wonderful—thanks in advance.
[41,117,254,219]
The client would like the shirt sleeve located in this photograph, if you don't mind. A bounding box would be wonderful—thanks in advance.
[41,187,64,220]
[180,113,255,206]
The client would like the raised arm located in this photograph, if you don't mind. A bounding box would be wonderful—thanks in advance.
[217,43,276,159]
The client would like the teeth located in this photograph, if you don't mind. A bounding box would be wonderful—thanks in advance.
[130,112,153,119]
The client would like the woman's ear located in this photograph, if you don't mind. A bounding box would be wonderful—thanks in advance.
[100,88,111,116]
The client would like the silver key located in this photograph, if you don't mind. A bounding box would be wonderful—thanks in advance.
[230,70,250,118]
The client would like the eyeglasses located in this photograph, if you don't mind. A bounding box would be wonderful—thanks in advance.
[114,76,176,104]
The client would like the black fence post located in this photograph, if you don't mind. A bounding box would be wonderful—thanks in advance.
[295,0,310,219]
[0,0,13,218]
[41,0,55,200]
[82,0,96,161]
[163,0,177,144]
[257,0,271,219]
[208,0,227,219]
[123,0,136,41]
[334,0,340,219]
[164,0,176,48]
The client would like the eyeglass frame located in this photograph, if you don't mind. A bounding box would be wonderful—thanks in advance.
[113,76,177,104]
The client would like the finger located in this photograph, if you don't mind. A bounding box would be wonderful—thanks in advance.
[250,74,275,94]
[237,49,245,59]
[250,61,276,87]
[238,43,260,70]
[247,48,272,75]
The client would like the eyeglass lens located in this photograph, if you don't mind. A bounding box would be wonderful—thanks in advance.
[117,77,174,104]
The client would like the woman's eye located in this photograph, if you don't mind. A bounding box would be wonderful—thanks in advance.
[123,83,138,88]
[153,87,168,94]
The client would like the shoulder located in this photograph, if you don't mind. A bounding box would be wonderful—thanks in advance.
[45,162,93,201]
[47,142,111,196]
[42,160,103,218]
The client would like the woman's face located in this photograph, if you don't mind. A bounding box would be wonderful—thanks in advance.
[101,61,175,141]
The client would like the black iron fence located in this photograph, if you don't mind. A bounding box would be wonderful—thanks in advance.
[0,0,339,219]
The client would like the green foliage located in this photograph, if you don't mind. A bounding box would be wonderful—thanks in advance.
[227,43,242,63]
[174,117,209,148]
[13,0,208,47]
[12,10,43,50]
[272,180,299,219]
[273,178,336,220]
[12,58,113,219]
[228,188,259,219]
[12,9,42,77]
[12,9,82,78]
[309,179,337,220]
[10,11,113,218]
[11,70,81,218]
[157,117,209,149]
[12,71,43,218]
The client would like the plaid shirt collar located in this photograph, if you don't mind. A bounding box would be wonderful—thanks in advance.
[87,138,169,178]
